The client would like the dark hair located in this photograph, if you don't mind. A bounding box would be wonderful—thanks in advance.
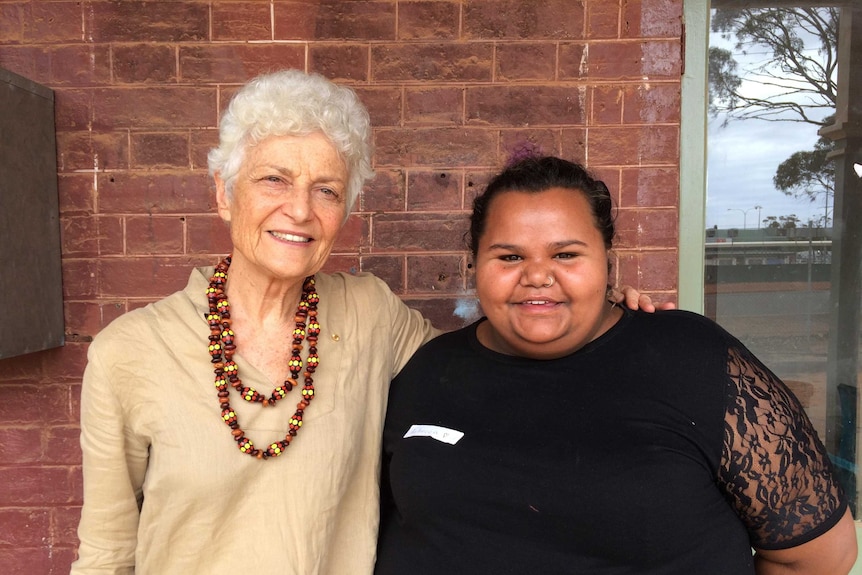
[468,156,615,257]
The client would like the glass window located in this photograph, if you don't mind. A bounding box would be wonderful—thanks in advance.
[702,2,860,517]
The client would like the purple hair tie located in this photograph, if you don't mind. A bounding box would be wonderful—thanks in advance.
[505,141,543,167]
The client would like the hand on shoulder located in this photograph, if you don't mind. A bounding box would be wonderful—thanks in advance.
[610,286,676,312]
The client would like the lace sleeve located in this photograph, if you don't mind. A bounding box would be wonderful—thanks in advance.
[719,343,847,549]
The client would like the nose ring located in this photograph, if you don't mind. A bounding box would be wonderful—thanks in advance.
[543,275,555,288]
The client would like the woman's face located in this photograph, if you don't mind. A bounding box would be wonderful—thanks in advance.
[474,187,620,360]
[215,132,348,283]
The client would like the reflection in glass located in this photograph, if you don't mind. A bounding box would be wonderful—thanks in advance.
[705,3,860,515]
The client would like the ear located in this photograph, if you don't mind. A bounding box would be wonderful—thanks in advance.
[214,172,232,223]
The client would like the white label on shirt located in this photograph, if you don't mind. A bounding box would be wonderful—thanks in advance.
[403,424,464,445]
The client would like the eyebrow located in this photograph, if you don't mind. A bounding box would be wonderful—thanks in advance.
[262,164,347,185]
[487,239,589,251]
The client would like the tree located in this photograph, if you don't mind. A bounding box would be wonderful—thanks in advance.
[709,7,838,124]
[762,214,800,231]
[763,214,799,229]
[773,131,835,226]
[763,216,781,229]
[708,7,838,215]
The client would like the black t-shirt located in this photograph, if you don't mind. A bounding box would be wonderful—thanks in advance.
[376,309,846,575]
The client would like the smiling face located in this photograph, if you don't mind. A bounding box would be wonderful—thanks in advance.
[474,187,621,360]
[215,132,348,284]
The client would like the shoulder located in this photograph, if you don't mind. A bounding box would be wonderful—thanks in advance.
[316,271,438,372]
[628,309,733,345]
[419,323,471,349]
[315,271,399,303]
[633,308,718,329]
[389,325,473,389]
[88,268,207,358]
[316,271,422,328]
[615,310,741,379]
[398,323,473,365]
[90,294,178,349]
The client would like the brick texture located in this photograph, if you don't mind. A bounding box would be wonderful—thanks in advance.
[0,0,683,570]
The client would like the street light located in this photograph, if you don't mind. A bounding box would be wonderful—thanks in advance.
[727,206,761,230]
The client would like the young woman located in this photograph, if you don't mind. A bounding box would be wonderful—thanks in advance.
[377,156,856,575]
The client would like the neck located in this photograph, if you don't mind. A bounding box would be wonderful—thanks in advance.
[222,254,308,327]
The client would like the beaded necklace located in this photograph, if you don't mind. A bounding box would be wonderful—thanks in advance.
[206,255,320,459]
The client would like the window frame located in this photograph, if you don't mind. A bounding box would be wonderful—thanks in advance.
[679,1,710,313]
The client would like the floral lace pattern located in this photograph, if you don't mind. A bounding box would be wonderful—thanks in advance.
[719,344,846,549]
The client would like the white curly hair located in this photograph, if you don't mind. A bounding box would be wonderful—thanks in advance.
[207,69,374,217]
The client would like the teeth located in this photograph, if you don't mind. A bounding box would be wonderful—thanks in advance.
[271,231,310,243]
[524,300,549,305]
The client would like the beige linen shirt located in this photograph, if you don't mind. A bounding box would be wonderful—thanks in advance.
[72,268,438,575]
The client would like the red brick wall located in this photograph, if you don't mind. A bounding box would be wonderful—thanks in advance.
[0,1,682,572]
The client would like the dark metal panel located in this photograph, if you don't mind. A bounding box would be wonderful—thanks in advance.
[0,67,65,358]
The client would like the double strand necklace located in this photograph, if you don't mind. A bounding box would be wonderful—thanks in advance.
[206,255,320,459]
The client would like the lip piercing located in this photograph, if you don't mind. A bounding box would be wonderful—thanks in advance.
[543,275,555,288]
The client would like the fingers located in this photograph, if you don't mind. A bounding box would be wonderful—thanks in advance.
[610,286,675,312]
[635,293,657,313]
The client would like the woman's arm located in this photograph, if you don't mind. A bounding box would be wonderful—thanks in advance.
[720,341,855,574]
[71,344,148,575]
[754,508,857,575]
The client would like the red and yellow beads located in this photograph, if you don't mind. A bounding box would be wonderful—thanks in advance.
[207,255,320,460]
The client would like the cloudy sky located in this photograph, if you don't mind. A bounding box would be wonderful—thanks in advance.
[706,114,830,230]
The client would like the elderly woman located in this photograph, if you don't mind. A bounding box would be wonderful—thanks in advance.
[72,69,438,575]
[71,71,657,575]
[376,156,856,575]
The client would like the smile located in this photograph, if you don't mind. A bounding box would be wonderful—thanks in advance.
[270,231,311,243]
[520,299,558,306]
